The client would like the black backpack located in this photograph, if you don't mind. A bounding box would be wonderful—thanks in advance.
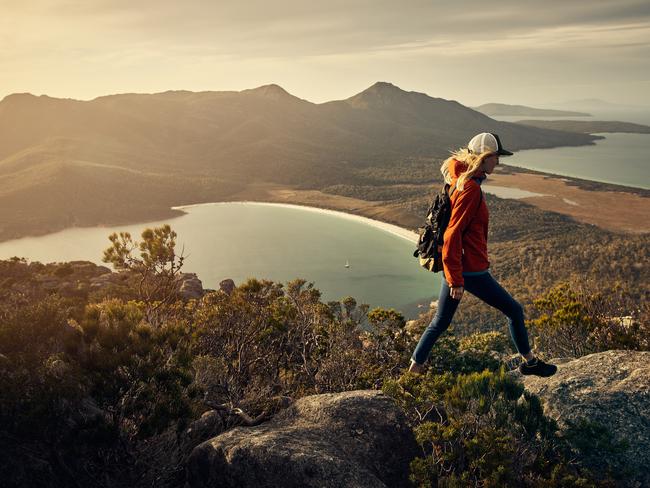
[414,182,482,272]
[413,183,456,272]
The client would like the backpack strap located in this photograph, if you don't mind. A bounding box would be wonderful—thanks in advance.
[446,182,457,198]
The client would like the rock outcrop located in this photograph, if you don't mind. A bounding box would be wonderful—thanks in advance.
[187,390,418,488]
[1,258,214,301]
[2,259,114,298]
[182,410,229,453]
[177,273,204,300]
[521,350,650,485]
[219,278,235,295]
[88,271,122,289]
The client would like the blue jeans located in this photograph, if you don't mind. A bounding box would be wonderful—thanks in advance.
[412,271,531,365]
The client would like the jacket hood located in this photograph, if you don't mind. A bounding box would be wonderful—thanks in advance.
[449,158,486,181]
[450,159,468,178]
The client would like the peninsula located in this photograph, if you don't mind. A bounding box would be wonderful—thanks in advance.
[514,119,650,134]
[473,103,590,117]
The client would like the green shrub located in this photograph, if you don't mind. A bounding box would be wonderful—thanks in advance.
[385,370,599,487]
[561,418,632,482]
[529,283,649,358]
[53,262,74,277]
[79,299,198,439]
[426,335,503,375]
[190,279,413,414]
[3,222,643,487]
[458,331,512,354]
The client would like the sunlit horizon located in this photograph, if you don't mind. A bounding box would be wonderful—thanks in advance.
[2,0,649,108]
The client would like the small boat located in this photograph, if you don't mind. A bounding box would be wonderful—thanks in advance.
[344,260,350,268]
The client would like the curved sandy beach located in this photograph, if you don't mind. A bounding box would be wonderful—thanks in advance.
[171,201,419,244]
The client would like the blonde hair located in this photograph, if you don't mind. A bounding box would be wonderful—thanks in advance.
[440,148,494,191]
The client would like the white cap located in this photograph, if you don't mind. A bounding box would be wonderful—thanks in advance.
[467,132,513,155]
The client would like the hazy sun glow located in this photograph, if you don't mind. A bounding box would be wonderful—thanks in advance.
[1,0,649,106]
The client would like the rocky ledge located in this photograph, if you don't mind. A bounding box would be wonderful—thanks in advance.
[187,390,418,488]
[521,350,650,485]
[0,259,210,301]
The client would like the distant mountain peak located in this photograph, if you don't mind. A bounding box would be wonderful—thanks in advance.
[1,93,38,103]
[243,84,297,101]
[367,81,402,91]
[346,82,416,109]
[357,81,411,98]
[0,93,68,111]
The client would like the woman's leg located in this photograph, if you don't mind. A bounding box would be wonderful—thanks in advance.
[411,278,462,365]
[463,272,531,356]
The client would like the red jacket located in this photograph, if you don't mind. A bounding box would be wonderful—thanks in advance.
[442,159,490,287]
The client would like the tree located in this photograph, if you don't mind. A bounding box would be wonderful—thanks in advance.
[102,225,185,323]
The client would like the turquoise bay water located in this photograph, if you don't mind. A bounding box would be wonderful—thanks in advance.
[506,133,650,189]
[0,203,441,318]
[490,112,650,189]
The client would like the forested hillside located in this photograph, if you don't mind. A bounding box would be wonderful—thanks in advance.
[0,83,599,242]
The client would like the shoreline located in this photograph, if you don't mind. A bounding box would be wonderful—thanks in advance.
[485,171,650,234]
[501,163,650,195]
[499,163,650,197]
[1,162,648,245]
[172,201,419,244]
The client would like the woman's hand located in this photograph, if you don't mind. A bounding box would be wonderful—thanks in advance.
[450,286,464,300]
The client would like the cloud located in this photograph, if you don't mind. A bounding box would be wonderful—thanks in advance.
[1,0,648,105]
[6,0,650,56]
[359,22,650,58]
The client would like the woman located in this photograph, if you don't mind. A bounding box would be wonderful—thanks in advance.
[409,132,556,377]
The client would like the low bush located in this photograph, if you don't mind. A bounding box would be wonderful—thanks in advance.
[384,370,602,487]
[529,282,649,358]
[2,224,645,487]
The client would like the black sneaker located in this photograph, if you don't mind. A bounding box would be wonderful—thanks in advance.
[519,358,557,377]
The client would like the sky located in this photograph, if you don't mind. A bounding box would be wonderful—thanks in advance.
[1,0,649,108]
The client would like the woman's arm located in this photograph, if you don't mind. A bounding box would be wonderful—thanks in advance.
[442,183,481,288]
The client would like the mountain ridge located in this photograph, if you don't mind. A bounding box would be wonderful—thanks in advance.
[474,102,590,117]
[0,81,600,241]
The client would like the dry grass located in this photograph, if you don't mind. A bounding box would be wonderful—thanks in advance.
[487,172,650,234]
[224,174,649,236]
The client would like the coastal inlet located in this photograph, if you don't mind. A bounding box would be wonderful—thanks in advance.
[0,202,441,318]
